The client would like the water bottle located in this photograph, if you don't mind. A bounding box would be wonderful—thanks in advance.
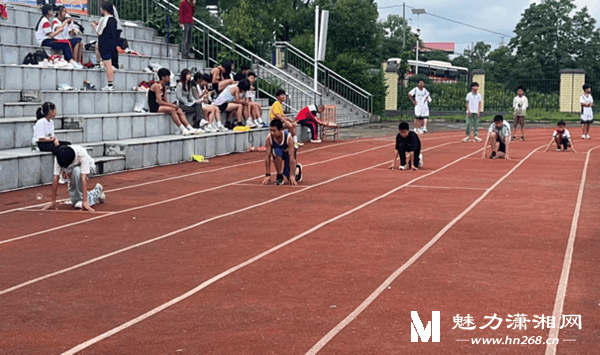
[91,54,97,64]
[31,142,38,152]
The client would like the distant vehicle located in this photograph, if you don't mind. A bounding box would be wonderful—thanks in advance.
[386,58,469,82]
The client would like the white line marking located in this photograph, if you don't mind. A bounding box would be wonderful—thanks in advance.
[59,146,481,355]
[544,145,600,355]
[561,340,577,342]
[0,141,460,297]
[455,339,469,342]
[0,141,401,246]
[407,185,488,191]
[0,138,394,216]
[19,209,115,215]
[305,145,544,355]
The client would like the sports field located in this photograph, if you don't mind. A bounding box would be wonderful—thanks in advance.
[0,127,598,355]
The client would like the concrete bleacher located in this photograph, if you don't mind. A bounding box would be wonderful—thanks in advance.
[0,3,274,192]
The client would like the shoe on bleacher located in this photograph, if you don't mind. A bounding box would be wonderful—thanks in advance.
[71,61,84,70]
[101,85,114,92]
[199,119,209,128]
[246,119,257,128]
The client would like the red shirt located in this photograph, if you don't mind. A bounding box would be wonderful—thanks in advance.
[179,0,196,25]
[296,105,323,124]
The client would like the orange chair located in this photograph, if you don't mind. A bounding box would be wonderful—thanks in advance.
[320,105,339,142]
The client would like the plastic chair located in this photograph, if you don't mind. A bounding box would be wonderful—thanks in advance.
[320,105,339,142]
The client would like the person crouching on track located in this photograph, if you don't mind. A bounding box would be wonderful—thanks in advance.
[43,145,105,212]
[482,115,511,160]
[545,121,576,153]
[262,120,303,186]
[389,121,423,171]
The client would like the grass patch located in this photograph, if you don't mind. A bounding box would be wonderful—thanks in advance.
[384,109,581,123]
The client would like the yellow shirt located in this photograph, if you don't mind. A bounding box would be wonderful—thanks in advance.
[270,101,284,119]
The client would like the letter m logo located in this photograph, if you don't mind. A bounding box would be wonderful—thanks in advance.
[411,311,440,343]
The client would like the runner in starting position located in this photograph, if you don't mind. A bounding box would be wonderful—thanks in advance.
[262,120,303,186]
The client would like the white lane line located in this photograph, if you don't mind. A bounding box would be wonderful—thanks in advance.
[0,137,395,216]
[0,141,460,298]
[59,146,481,355]
[305,145,544,355]
[0,141,400,246]
[407,185,488,191]
[18,210,115,215]
[545,145,600,355]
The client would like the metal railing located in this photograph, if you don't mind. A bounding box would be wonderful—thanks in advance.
[90,0,321,115]
[274,41,373,115]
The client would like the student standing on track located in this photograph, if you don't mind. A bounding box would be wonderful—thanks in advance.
[262,120,302,186]
[512,86,528,141]
[482,115,511,160]
[463,82,483,143]
[580,84,593,139]
[408,79,432,134]
[389,121,423,171]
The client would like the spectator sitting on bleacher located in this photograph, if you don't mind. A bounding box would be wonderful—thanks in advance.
[91,1,118,91]
[176,69,205,132]
[296,104,325,143]
[35,4,84,69]
[191,73,219,133]
[234,64,250,81]
[149,68,200,136]
[33,102,71,152]
[53,6,83,64]
[211,60,236,95]
[212,79,252,129]
[246,72,266,127]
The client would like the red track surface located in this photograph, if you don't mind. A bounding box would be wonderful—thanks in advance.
[0,129,598,355]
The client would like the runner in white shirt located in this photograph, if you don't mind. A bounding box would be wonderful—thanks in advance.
[580,84,593,139]
[482,115,511,160]
[512,86,528,141]
[43,145,105,212]
[545,121,576,153]
[408,79,432,134]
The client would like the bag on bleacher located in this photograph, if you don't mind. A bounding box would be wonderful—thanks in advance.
[118,38,129,50]
[23,52,37,65]
[84,40,97,51]
[34,49,49,63]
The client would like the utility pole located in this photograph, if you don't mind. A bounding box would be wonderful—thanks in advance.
[314,6,319,93]
[402,2,405,50]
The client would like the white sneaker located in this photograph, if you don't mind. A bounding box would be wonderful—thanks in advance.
[582,135,586,139]
[218,124,229,132]
[294,142,300,149]
[399,165,406,170]
[71,61,84,70]
[199,119,209,128]
[462,136,470,142]
[95,183,105,203]
[557,148,562,152]
[246,119,257,128]
[585,135,590,139]
[74,201,83,209]
[311,139,322,143]
[418,154,423,168]
[101,85,114,92]
[421,127,428,133]
[297,141,304,146]
[473,137,482,142]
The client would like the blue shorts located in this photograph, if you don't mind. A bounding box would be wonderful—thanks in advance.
[69,38,82,47]
[272,147,290,178]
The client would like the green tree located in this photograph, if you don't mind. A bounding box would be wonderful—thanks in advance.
[221,0,264,49]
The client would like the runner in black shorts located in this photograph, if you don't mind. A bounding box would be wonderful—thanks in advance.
[262,120,303,185]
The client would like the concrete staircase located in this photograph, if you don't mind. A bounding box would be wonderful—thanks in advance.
[282,65,371,127]
[0,3,271,192]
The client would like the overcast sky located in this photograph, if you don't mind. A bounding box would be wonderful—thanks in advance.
[375,0,600,57]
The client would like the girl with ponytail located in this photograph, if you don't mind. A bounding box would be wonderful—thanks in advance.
[33,102,70,152]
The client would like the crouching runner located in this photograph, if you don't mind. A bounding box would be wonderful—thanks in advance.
[262,120,303,186]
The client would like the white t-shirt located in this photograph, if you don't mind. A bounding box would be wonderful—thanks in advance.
[513,96,529,116]
[52,18,77,40]
[32,118,55,142]
[466,92,482,113]
[36,17,53,45]
[553,129,571,140]
[409,87,431,117]
[53,145,96,184]
[580,94,593,121]
[488,121,511,143]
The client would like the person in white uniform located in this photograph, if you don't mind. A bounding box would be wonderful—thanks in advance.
[580,84,593,139]
[408,79,432,134]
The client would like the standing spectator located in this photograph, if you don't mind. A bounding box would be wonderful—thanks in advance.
[408,79,432,134]
[179,0,196,59]
[53,6,83,64]
[463,82,482,142]
[91,1,118,91]
[149,68,199,135]
[33,102,70,152]
[580,84,593,139]
[1,0,8,21]
[35,5,83,69]
[512,86,528,141]
[176,69,205,131]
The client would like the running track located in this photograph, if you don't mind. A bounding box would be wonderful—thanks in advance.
[0,128,598,355]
